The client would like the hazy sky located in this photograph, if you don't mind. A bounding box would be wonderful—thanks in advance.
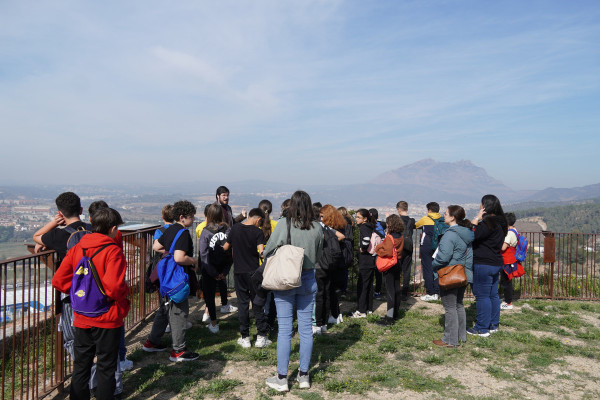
[1,1,599,190]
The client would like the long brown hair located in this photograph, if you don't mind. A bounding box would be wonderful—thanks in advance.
[258,199,273,240]
[321,204,347,230]
[447,205,472,229]
[205,204,227,228]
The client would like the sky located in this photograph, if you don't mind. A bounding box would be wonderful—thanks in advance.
[1,0,599,191]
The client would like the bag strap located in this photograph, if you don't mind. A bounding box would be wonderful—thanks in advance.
[286,217,292,245]
[168,228,187,254]
[509,228,519,238]
[82,243,118,296]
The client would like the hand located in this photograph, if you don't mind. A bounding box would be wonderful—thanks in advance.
[241,208,247,218]
[54,213,66,226]
[34,243,46,253]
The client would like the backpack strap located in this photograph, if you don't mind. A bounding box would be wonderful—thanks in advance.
[168,228,187,254]
[82,243,119,296]
[509,228,519,237]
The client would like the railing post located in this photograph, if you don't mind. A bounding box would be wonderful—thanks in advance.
[543,231,556,299]
[139,232,147,318]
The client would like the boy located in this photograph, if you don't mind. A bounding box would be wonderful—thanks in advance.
[500,213,518,310]
[396,201,416,301]
[223,208,270,348]
[415,202,442,301]
[52,207,130,400]
[144,200,199,362]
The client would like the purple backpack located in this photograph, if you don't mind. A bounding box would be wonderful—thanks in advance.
[70,243,116,317]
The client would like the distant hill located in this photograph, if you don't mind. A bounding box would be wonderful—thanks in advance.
[523,183,600,202]
[511,198,600,234]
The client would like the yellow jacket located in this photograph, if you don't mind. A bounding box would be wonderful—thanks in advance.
[415,212,442,229]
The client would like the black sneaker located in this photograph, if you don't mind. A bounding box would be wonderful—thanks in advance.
[142,340,168,352]
[169,349,199,362]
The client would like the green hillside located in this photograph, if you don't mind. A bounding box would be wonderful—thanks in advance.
[512,198,600,234]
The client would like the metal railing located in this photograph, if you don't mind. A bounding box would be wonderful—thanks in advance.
[1,229,598,399]
[1,227,160,400]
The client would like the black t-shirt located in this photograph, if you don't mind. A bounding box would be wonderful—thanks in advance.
[41,220,89,261]
[226,223,266,274]
[158,223,194,257]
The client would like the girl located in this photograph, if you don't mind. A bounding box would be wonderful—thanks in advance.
[432,205,474,346]
[375,214,404,325]
[468,194,507,337]
[352,208,376,318]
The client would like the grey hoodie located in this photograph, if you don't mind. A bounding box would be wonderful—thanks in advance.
[432,225,474,283]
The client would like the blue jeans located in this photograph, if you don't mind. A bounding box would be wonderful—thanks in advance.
[274,269,317,376]
[472,264,501,332]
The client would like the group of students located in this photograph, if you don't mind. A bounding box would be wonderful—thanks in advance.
[36,188,521,397]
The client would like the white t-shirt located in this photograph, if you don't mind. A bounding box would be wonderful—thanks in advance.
[504,230,518,247]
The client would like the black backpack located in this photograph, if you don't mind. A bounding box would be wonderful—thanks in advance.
[320,227,344,270]
[401,217,415,255]
[145,227,166,293]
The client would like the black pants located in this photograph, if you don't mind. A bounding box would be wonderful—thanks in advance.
[202,271,218,321]
[234,273,269,337]
[399,254,412,299]
[315,268,340,326]
[357,268,375,313]
[383,263,401,319]
[71,326,120,400]
[375,269,383,294]
[500,267,513,304]
[420,243,439,295]
[217,278,228,305]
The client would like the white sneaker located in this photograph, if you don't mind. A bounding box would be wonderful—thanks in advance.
[119,358,133,371]
[336,314,344,324]
[237,336,251,348]
[501,302,514,310]
[207,323,219,334]
[320,325,327,334]
[328,315,338,324]
[296,374,310,389]
[312,325,322,335]
[420,294,439,301]
[202,312,210,323]
[220,304,238,313]
[255,335,272,348]
[431,294,439,301]
[351,311,366,319]
[266,375,289,392]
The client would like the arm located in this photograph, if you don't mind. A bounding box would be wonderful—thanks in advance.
[152,239,165,253]
[264,220,286,255]
[174,250,198,269]
[432,233,454,270]
[502,243,509,251]
[359,225,371,253]
[51,246,75,293]
[335,230,345,241]
[102,248,129,301]
[33,213,65,248]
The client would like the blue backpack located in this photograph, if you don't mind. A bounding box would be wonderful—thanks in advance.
[157,229,190,303]
[65,223,93,251]
[70,243,116,317]
[510,229,529,262]
[431,217,449,251]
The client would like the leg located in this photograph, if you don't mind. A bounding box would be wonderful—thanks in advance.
[383,268,395,318]
[456,286,466,342]
[118,326,126,362]
[297,270,317,374]
[400,255,412,300]
[274,287,296,376]
[420,245,435,295]
[328,269,340,319]
[169,298,189,352]
[71,327,96,400]
[91,327,120,400]
[490,266,501,328]
[366,268,375,311]
[392,264,401,318]
[202,272,218,322]
[440,288,459,346]
[147,301,169,346]
[500,267,513,304]
[314,268,327,326]
[473,264,493,333]
[374,269,382,294]
[218,278,228,306]
[234,274,251,338]
[357,269,370,313]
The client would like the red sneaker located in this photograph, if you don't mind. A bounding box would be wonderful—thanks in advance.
[142,340,167,352]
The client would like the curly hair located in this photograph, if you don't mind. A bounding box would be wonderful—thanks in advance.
[55,192,81,218]
[321,204,346,230]
[172,200,197,221]
[385,214,404,234]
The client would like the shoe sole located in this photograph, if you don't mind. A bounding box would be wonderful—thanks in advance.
[169,356,199,362]
[266,382,289,392]
[142,347,168,353]
[467,331,490,337]
[297,381,310,389]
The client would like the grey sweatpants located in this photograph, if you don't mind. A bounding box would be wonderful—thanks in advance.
[440,286,466,346]
[148,297,189,352]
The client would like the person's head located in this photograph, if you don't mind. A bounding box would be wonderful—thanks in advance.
[426,202,440,213]
[288,190,315,230]
[246,207,265,227]
[312,202,322,220]
[337,206,353,225]
[215,186,230,205]
[445,205,472,229]
[386,214,404,234]
[396,201,408,214]
[258,200,273,239]
[55,192,82,219]
[355,208,371,225]
[369,208,379,221]
[203,204,210,217]
[280,199,291,217]
[481,194,504,216]
[505,212,516,227]
[172,200,197,227]
[205,203,225,226]
[91,207,123,238]
[161,204,174,224]
[88,200,109,219]
[320,204,347,230]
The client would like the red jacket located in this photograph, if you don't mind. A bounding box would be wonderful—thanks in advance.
[52,233,130,329]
